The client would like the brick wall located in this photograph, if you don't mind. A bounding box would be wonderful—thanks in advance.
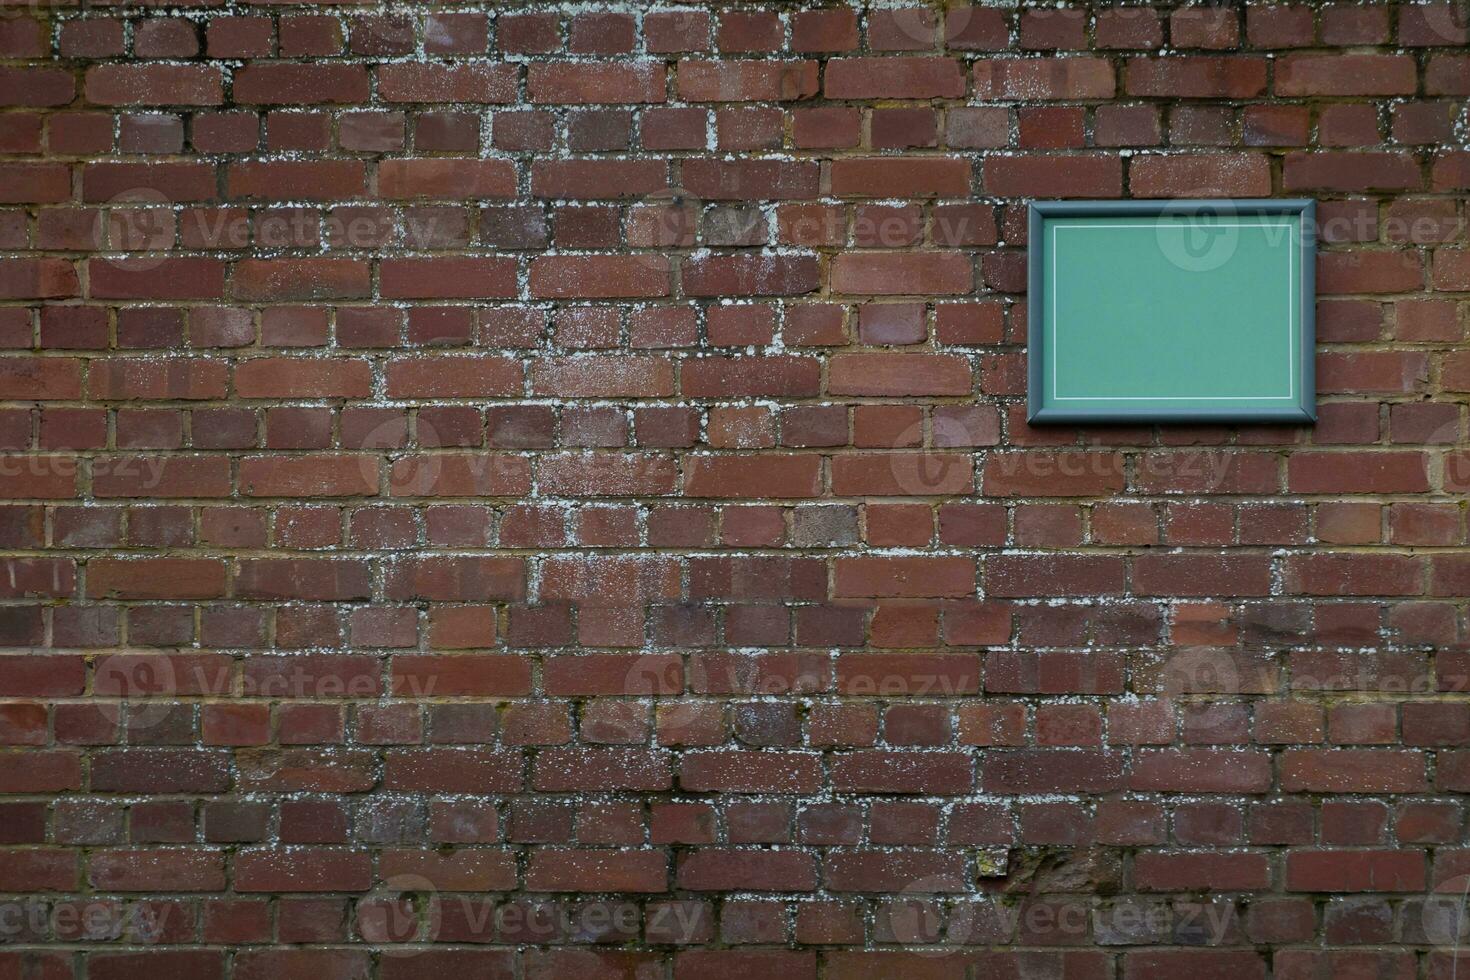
[1,1,1469,976]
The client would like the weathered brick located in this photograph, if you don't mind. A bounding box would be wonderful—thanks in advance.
[85,64,223,105]
[1286,850,1426,892]
[824,58,965,99]
[1276,54,1418,96]
[378,64,517,103]
[378,159,516,199]
[1127,56,1267,97]
[984,154,1124,197]
[528,62,666,103]
[830,157,971,198]
[974,58,1115,99]
[678,60,819,101]
[232,64,368,104]
[2,8,1461,967]
[1129,154,1272,197]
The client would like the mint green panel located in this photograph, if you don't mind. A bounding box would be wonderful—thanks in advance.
[1029,201,1315,423]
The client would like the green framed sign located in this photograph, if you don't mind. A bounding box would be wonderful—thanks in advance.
[1028,199,1316,423]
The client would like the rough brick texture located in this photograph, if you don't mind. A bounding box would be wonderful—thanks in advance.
[1,1,1469,975]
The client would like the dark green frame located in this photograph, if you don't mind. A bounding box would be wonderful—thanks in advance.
[1027,199,1316,424]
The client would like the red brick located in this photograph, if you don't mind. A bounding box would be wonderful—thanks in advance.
[1287,451,1430,493]
[830,157,971,198]
[378,64,516,103]
[227,161,365,201]
[0,163,70,203]
[1126,56,1268,97]
[386,355,522,398]
[0,751,81,792]
[1,65,74,107]
[684,454,820,499]
[1286,849,1426,892]
[1096,8,1165,48]
[85,64,223,105]
[528,62,666,104]
[683,254,820,296]
[678,849,817,891]
[234,559,372,601]
[90,258,225,300]
[234,850,372,892]
[531,356,673,398]
[90,952,225,980]
[531,256,670,299]
[88,557,226,599]
[984,154,1123,197]
[824,58,965,99]
[378,159,516,199]
[1124,951,1265,980]
[1319,351,1429,393]
[1130,154,1272,197]
[379,258,516,300]
[239,455,377,498]
[834,557,975,598]
[1130,748,1273,792]
[232,258,369,302]
[678,60,819,102]
[837,653,980,696]
[983,749,1125,793]
[1276,54,1418,96]
[1133,554,1272,597]
[1285,554,1424,596]
[235,358,372,398]
[384,557,525,601]
[974,58,1115,99]
[1134,852,1270,891]
[89,849,223,892]
[527,850,666,892]
[675,951,815,980]
[1285,152,1423,193]
[831,252,972,295]
[831,752,974,794]
[531,160,667,199]
[233,64,368,104]
[984,451,1125,496]
[234,951,369,980]
[792,10,858,51]
[1282,749,1426,792]
[835,858,967,902]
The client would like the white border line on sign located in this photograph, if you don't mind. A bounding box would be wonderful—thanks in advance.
[1048,217,1297,402]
